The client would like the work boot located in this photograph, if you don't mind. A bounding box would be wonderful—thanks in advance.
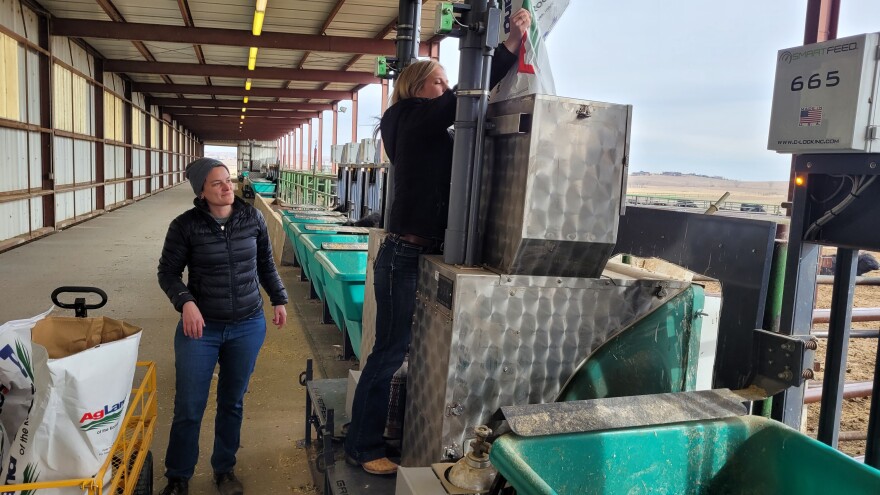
[158,478,188,495]
[214,470,244,495]
[360,457,398,475]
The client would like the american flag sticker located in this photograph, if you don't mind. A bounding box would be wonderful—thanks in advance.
[799,106,823,127]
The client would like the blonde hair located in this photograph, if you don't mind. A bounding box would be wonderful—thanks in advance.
[390,60,444,105]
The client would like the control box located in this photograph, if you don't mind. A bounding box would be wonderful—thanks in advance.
[768,33,879,153]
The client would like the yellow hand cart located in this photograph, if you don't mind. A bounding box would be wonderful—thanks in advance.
[3,360,158,495]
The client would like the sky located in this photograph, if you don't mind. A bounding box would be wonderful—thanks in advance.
[210,1,880,181]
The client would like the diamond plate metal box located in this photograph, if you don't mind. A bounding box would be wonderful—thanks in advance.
[479,95,632,278]
[401,256,689,467]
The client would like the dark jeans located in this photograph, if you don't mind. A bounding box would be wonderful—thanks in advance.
[164,312,266,480]
[345,236,430,463]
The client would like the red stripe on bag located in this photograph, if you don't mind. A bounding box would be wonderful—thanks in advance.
[517,36,536,74]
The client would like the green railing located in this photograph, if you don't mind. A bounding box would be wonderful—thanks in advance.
[626,194,784,216]
[279,170,338,207]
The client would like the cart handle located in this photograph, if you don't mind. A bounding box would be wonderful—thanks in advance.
[51,286,108,318]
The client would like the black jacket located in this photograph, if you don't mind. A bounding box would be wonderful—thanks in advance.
[158,196,288,322]
[381,45,518,240]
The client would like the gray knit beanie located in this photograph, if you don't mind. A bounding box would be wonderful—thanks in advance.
[185,158,228,196]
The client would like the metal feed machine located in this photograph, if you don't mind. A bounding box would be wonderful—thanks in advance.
[304,2,880,493]
[389,28,880,495]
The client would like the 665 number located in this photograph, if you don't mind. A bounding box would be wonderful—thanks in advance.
[791,71,840,91]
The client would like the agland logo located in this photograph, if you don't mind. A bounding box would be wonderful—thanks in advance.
[779,41,858,64]
[80,399,125,431]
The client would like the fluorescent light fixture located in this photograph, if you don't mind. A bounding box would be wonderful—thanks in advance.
[256,0,268,12]
[243,97,249,103]
[248,47,258,70]
[245,78,252,90]
[252,10,265,36]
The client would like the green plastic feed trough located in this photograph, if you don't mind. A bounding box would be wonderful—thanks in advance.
[315,250,368,359]
[489,415,880,495]
[281,213,345,269]
[249,179,275,196]
[300,234,368,301]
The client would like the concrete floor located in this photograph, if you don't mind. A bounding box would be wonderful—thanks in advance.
[0,185,354,494]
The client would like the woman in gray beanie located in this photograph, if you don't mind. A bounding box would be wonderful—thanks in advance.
[157,158,288,495]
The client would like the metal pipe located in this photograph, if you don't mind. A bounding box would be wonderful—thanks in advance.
[813,307,880,324]
[817,275,880,286]
[817,248,857,448]
[703,192,730,215]
[763,240,788,333]
[396,0,420,67]
[838,430,868,442]
[811,329,879,339]
[445,0,490,265]
[804,380,874,403]
[809,430,869,442]
[464,9,496,266]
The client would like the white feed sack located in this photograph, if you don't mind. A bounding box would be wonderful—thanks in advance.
[492,0,571,101]
[1,310,142,494]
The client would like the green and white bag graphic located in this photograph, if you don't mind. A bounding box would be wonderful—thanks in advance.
[1,310,141,494]
[492,0,571,101]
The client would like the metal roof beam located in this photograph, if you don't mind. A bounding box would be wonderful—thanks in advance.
[105,60,378,85]
[148,98,332,111]
[131,83,352,100]
[174,117,310,127]
[52,18,430,56]
[168,108,320,118]
[176,116,310,124]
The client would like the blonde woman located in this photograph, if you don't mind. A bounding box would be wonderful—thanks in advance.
[344,8,532,476]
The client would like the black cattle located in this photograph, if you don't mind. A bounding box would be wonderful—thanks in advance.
[828,252,880,276]
[343,212,382,228]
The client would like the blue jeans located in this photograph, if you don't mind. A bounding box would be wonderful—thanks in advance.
[345,237,430,463]
[164,312,266,480]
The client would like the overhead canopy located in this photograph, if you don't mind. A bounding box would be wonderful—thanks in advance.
[38,0,442,141]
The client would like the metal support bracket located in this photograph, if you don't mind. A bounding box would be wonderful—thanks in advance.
[750,329,816,397]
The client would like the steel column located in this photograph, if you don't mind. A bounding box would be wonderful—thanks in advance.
[332,104,339,174]
[38,14,55,229]
[94,59,105,211]
[817,249,857,447]
[144,100,152,194]
[351,92,359,143]
[306,121,312,170]
[773,175,820,427]
[445,0,492,265]
[317,113,323,170]
[124,82,133,201]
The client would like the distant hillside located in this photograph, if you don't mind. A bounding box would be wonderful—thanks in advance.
[204,150,238,173]
[627,173,788,204]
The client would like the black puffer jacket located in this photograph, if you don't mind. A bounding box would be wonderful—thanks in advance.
[158,196,288,322]
[382,44,517,240]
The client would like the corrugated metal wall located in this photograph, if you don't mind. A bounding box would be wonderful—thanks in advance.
[0,0,202,250]
[132,93,147,198]
[237,140,278,171]
[0,0,42,243]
